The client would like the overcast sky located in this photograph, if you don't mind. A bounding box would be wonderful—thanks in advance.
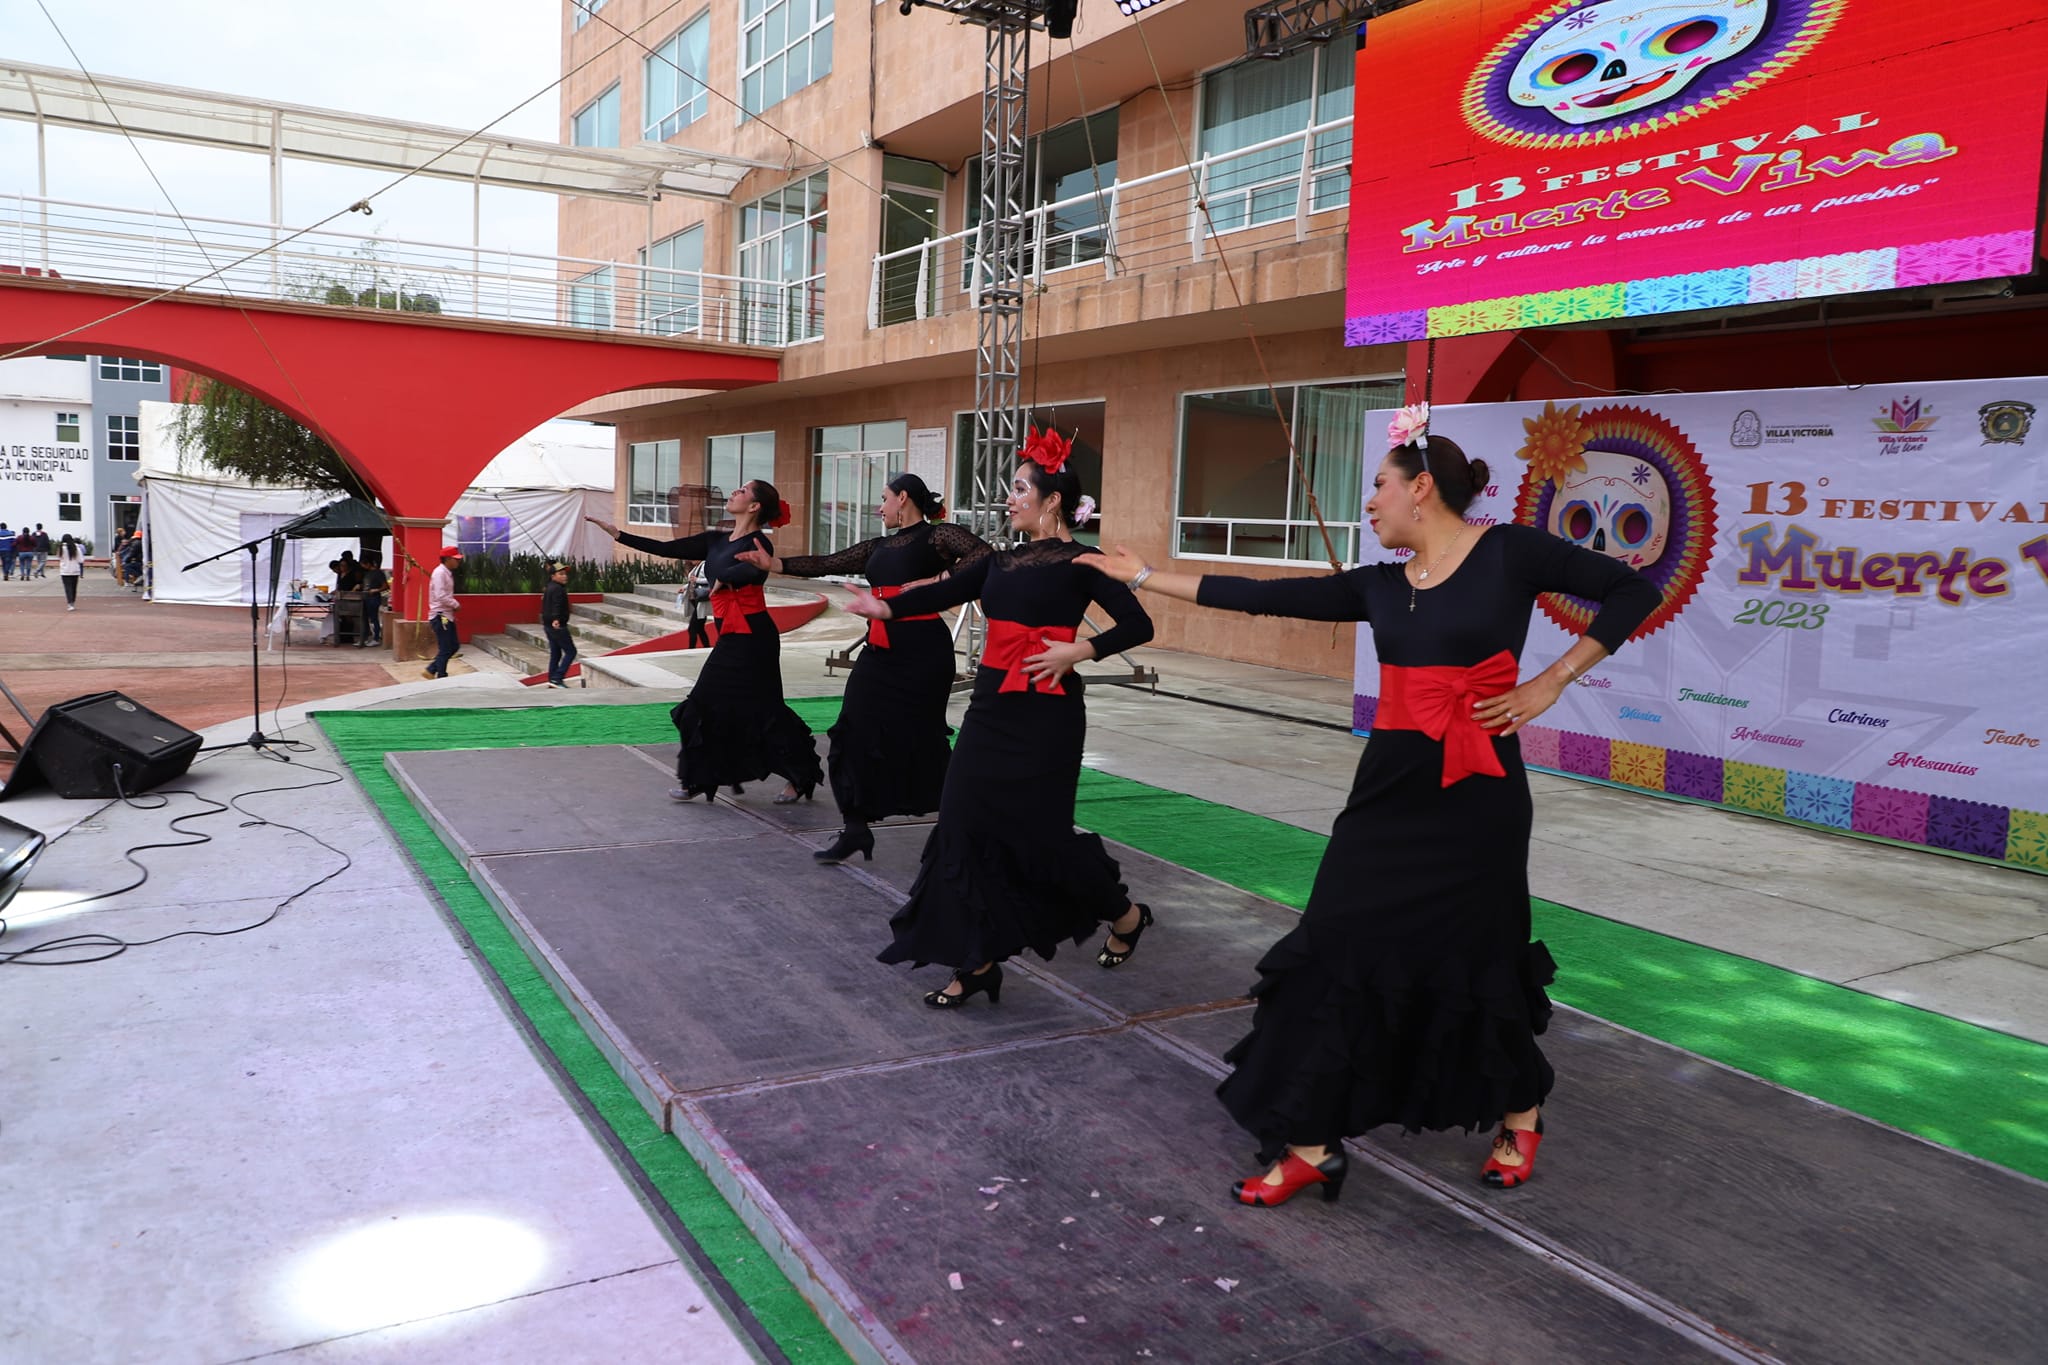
[1,0,565,257]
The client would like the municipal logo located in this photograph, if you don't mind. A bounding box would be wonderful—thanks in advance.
[1731,410,1762,448]
[1873,398,1936,434]
[1978,401,2035,446]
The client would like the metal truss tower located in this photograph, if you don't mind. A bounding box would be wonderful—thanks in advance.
[902,0,1042,551]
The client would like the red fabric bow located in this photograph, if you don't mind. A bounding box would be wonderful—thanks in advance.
[866,584,939,648]
[710,583,767,636]
[1373,649,1520,787]
[980,617,1078,695]
[1022,426,1072,474]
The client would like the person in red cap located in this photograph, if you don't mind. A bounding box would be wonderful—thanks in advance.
[422,544,464,679]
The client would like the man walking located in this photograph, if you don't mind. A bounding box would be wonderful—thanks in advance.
[422,545,463,680]
[30,524,48,578]
[542,559,577,689]
[0,523,15,581]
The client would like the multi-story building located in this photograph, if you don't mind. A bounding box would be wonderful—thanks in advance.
[559,0,1383,676]
[0,354,97,550]
[91,353,169,546]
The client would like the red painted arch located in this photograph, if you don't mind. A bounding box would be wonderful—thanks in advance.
[1,276,778,614]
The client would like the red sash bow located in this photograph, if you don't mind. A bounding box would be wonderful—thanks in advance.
[710,583,767,635]
[867,584,939,648]
[981,617,1079,695]
[1374,649,1520,787]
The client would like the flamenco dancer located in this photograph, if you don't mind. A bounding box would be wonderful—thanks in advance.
[738,473,991,863]
[844,431,1156,1007]
[586,480,823,804]
[1080,405,1658,1203]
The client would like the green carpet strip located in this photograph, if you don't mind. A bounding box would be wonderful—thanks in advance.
[321,701,2048,1209]
[316,705,852,1364]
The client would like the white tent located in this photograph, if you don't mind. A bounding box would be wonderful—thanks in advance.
[134,407,615,607]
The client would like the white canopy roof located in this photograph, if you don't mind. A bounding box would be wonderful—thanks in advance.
[1,59,771,203]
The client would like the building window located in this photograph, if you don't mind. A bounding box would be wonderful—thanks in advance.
[106,414,140,461]
[568,265,614,329]
[709,432,775,508]
[741,0,832,117]
[55,412,81,443]
[1175,379,1401,564]
[1198,45,1352,232]
[876,156,943,326]
[453,515,512,562]
[966,109,1118,275]
[641,225,704,336]
[627,439,682,526]
[737,172,827,344]
[645,14,712,139]
[811,421,904,555]
[571,85,620,147]
[98,356,163,382]
[58,492,81,522]
[953,403,1104,545]
[571,0,609,31]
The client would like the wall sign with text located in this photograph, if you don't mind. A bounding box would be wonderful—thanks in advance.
[1351,375,2048,871]
[1344,0,2048,343]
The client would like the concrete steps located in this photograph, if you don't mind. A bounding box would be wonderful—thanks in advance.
[469,583,821,681]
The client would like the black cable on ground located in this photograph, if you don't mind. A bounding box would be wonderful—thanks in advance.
[0,754,352,966]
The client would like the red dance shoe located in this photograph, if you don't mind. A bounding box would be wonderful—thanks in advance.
[1480,1118,1544,1188]
[1231,1149,1347,1207]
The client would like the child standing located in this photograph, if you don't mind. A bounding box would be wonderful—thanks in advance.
[542,559,577,688]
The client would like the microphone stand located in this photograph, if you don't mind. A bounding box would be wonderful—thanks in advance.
[183,532,292,758]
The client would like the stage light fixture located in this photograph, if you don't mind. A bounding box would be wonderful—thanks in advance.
[1115,0,1168,15]
[1047,0,1077,37]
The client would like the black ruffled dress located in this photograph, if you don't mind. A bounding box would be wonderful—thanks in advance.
[780,521,991,823]
[617,529,824,798]
[872,538,1154,970]
[1198,524,1659,1161]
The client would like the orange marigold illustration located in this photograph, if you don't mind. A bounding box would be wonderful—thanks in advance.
[1517,400,1590,485]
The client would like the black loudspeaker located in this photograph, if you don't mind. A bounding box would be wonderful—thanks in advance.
[0,692,201,800]
[0,813,45,910]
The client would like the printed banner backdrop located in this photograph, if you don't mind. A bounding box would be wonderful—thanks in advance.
[1344,0,2048,344]
[1351,377,2048,870]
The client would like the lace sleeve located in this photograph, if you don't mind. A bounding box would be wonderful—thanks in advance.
[779,536,878,578]
[931,522,993,571]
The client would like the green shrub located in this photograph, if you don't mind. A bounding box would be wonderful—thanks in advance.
[454,552,683,595]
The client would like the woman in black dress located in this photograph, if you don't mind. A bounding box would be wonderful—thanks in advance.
[845,438,1157,1007]
[586,479,823,803]
[1081,409,1658,1203]
[738,473,991,863]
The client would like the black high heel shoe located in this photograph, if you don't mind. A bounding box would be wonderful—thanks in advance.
[773,782,815,805]
[1096,903,1154,968]
[815,825,875,863]
[924,963,1002,1008]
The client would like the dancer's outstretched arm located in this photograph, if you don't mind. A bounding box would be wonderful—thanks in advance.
[1079,545,1366,620]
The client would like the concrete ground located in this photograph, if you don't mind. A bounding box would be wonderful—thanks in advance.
[0,573,509,762]
[1,598,2043,1363]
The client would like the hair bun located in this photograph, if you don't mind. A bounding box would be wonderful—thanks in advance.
[1466,457,1490,490]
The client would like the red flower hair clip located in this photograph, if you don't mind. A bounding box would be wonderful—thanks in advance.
[1022,425,1073,474]
[769,500,792,529]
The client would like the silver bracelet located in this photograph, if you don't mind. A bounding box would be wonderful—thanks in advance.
[1130,565,1155,591]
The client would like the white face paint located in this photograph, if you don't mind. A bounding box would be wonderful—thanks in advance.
[1508,0,1765,126]
[1547,451,1672,568]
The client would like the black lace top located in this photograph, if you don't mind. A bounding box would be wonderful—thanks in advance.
[780,521,991,589]
[616,529,770,592]
[883,537,1154,661]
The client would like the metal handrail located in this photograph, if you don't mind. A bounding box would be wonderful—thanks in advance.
[868,114,1352,327]
[0,192,818,347]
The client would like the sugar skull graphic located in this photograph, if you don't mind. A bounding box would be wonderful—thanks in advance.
[1546,451,1671,569]
[1515,401,1715,641]
[1507,0,1765,127]
[1467,0,1844,149]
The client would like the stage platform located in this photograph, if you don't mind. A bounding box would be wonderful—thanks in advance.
[387,740,2048,1365]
